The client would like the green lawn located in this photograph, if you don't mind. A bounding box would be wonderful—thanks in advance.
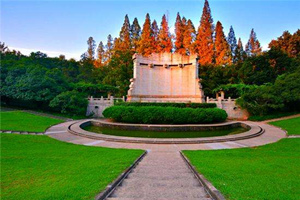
[269,117,300,135]
[248,112,299,121]
[184,139,300,200]
[0,134,143,200]
[0,111,64,132]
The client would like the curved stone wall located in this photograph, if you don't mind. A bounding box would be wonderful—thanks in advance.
[67,120,264,144]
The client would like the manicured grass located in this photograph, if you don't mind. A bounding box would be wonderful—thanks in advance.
[184,139,300,200]
[0,134,143,200]
[269,117,300,135]
[248,111,299,121]
[0,111,64,132]
[84,125,248,138]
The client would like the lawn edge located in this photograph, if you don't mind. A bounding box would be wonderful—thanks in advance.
[180,151,226,200]
[95,150,147,200]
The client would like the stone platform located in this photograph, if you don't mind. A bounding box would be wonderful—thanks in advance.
[67,119,263,144]
[45,119,286,151]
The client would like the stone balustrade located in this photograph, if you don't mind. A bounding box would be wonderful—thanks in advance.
[86,96,125,117]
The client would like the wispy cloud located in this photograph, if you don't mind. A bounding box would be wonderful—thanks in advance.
[9,46,82,60]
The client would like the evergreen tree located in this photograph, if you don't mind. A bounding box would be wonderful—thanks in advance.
[183,19,196,55]
[105,34,113,61]
[227,26,237,62]
[195,0,214,65]
[215,21,232,65]
[151,20,159,52]
[269,29,300,58]
[174,12,185,54]
[96,41,105,67]
[235,38,246,63]
[87,36,96,60]
[245,29,262,56]
[113,37,122,52]
[131,18,141,52]
[157,14,172,53]
[119,15,131,51]
[138,13,155,56]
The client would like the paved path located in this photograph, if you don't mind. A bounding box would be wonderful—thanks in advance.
[107,151,212,200]
[46,120,286,151]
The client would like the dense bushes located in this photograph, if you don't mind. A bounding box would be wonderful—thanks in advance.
[115,102,216,108]
[237,68,300,116]
[49,91,88,115]
[103,106,227,124]
[0,51,118,116]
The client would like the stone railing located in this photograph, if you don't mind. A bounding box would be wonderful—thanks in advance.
[206,97,249,120]
[86,96,125,117]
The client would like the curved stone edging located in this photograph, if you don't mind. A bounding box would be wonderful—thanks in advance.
[67,120,264,144]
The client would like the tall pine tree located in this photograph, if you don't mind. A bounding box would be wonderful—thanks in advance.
[227,26,237,62]
[234,38,246,63]
[131,18,141,52]
[96,41,105,67]
[151,20,159,52]
[195,0,214,65]
[105,34,113,61]
[183,19,196,55]
[215,21,232,65]
[157,14,172,53]
[87,36,96,60]
[138,13,155,56]
[119,15,131,51]
[174,12,185,54]
[245,29,262,56]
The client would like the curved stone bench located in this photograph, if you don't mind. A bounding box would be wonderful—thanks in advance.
[67,119,264,144]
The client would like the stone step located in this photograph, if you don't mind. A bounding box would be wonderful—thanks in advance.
[132,168,192,174]
[107,197,212,200]
[120,179,201,188]
[120,180,202,190]
[110,187,209,199]
[126,173,194,180]
[137,162,185,167]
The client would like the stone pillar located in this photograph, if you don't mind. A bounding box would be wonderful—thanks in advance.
[110,96,114,104]
[217,97,223,109]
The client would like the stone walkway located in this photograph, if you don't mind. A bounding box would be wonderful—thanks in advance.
[107,151,212,200]
[46,120,286,151]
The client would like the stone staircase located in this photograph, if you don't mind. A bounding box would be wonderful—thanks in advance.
[106,151,212,200]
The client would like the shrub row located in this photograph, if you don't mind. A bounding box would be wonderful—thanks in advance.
[103,106,227,124]
[115,102,216,109]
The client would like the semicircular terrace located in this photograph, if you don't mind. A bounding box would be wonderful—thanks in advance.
[67,119,264,144]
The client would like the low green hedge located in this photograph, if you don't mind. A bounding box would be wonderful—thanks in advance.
[115,102,216,109]
[103,106,227,124]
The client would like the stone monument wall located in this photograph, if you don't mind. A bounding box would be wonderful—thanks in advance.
[127,53,205,103]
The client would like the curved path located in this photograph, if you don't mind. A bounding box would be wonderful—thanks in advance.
[46,120,286,151]
[45,119,286,200]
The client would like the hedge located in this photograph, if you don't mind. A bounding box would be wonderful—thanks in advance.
[115,102,216,109]
[103,106,227,124]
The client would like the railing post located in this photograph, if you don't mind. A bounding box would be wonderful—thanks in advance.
[110,96,114,104]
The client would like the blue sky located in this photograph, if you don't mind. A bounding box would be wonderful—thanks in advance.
[1,0,300,59]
